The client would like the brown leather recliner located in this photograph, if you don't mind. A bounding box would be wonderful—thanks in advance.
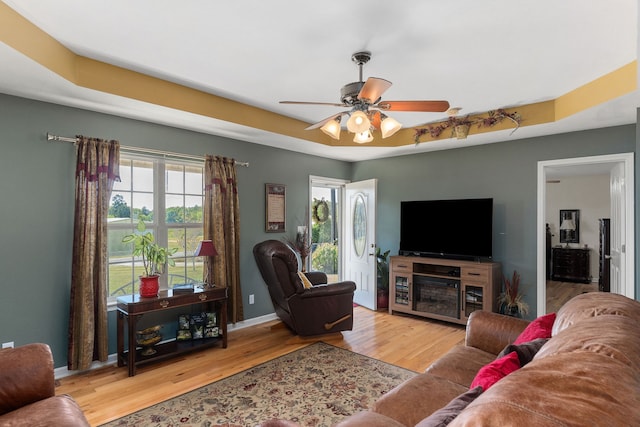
[253,240,357,336]
[0,343,90,426]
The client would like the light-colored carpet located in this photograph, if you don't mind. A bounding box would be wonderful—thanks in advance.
[101,342,417,427]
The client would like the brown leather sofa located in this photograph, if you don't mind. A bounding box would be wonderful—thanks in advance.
[253,239,356,336]
[335,291,640,426]
[0,343,89,427]
[262,291,640,426]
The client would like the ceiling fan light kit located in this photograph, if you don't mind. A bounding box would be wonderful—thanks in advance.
[320,116,341,139]
[380,114,402,138]
[354,129,374,144]
[280,51,449,144]
[346,110,371,133]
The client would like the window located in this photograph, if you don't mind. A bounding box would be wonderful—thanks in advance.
[107,154,205,301]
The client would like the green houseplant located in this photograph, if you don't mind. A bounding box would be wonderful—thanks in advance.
[122,219,177,297]
[376,247,390,309]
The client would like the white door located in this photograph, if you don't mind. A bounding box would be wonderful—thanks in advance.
[345,179,377,309]
[609,162,625,295]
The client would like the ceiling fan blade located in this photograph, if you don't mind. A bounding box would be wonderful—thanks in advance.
[358,77,392,103]
[305,112,345,130]
[280,101,345,107]
[377,100,450,112]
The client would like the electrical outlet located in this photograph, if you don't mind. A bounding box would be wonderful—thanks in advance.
[2,341,14,349]
[249,294,255,305]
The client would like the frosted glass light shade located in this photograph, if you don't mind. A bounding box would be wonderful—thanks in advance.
[353,129,373,144]
[320,118,341,139]
[346,111,371,133]
[380,115,402,138]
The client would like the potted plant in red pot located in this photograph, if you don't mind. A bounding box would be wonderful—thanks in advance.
[122,219,177,297]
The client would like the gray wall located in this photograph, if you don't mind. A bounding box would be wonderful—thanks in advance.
[0,94,351,367]
[0,92,636,369]
[352,125,636,316]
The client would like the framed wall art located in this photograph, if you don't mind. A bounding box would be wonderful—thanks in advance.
[559,209,580,244]
[265,183,286,232]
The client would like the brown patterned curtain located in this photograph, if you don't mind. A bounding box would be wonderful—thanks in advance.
[68,136,120,370]
[204,155,243,323]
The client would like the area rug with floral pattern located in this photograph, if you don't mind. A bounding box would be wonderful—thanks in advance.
[101,341,417,427]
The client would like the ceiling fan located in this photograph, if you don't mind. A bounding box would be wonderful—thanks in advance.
[280,51,450,143]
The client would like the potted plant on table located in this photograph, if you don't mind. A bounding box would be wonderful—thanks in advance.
[497,270,529,318]
[122,219,177,298]
[376,247,391,309]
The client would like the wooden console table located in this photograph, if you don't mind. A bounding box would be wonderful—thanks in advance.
[117,286,227,376]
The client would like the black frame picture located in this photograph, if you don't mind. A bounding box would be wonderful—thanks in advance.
[265,183,286,232]
[559,209,580,243]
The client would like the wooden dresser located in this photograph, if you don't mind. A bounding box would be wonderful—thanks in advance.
[551,247,590,283]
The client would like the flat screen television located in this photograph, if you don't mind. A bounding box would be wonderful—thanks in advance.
[399,198,493,261]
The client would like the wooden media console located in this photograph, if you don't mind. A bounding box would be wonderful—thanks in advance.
[389,256,501,325]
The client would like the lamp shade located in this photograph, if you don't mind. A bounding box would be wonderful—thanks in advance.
[380,115,402,138]
[194,240,218,257]
[560,219,576,231]
[346,110,371,133]
[320,118,341,139]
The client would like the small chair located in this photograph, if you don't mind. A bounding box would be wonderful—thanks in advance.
[253,240,356,336]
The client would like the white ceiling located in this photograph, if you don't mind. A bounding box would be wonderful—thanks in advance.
[1,0,638,161]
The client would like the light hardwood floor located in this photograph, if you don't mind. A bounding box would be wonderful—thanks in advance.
[546,280,599,313]
[56,307,466,426]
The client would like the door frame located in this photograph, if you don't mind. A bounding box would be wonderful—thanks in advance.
[309,175,349,279]
[536,153,635,315]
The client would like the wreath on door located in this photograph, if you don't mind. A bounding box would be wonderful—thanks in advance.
[312,198,330,223]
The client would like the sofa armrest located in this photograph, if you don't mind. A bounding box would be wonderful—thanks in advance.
[304,271,327,285]
[0,343,56,416]
[0,395,90,427]
[465,311,530,355]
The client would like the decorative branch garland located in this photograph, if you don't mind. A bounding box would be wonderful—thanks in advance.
[414,109,522,144]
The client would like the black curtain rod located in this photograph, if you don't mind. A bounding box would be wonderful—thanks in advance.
[46,133,249,167]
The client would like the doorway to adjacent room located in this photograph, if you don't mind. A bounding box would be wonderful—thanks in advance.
[537,153,635,315]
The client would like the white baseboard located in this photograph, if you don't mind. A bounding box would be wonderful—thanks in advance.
[54,313,279,380]
[54,354,119,380]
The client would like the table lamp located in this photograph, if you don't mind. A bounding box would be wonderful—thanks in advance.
[195,240,218,288]
[560,218,576,246]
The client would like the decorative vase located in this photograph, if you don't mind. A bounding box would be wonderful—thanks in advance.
[500,302,522,318]
[454,124,470,139]
[136,326,162,356]
[139,275,160,298]
[377,290,389,309]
